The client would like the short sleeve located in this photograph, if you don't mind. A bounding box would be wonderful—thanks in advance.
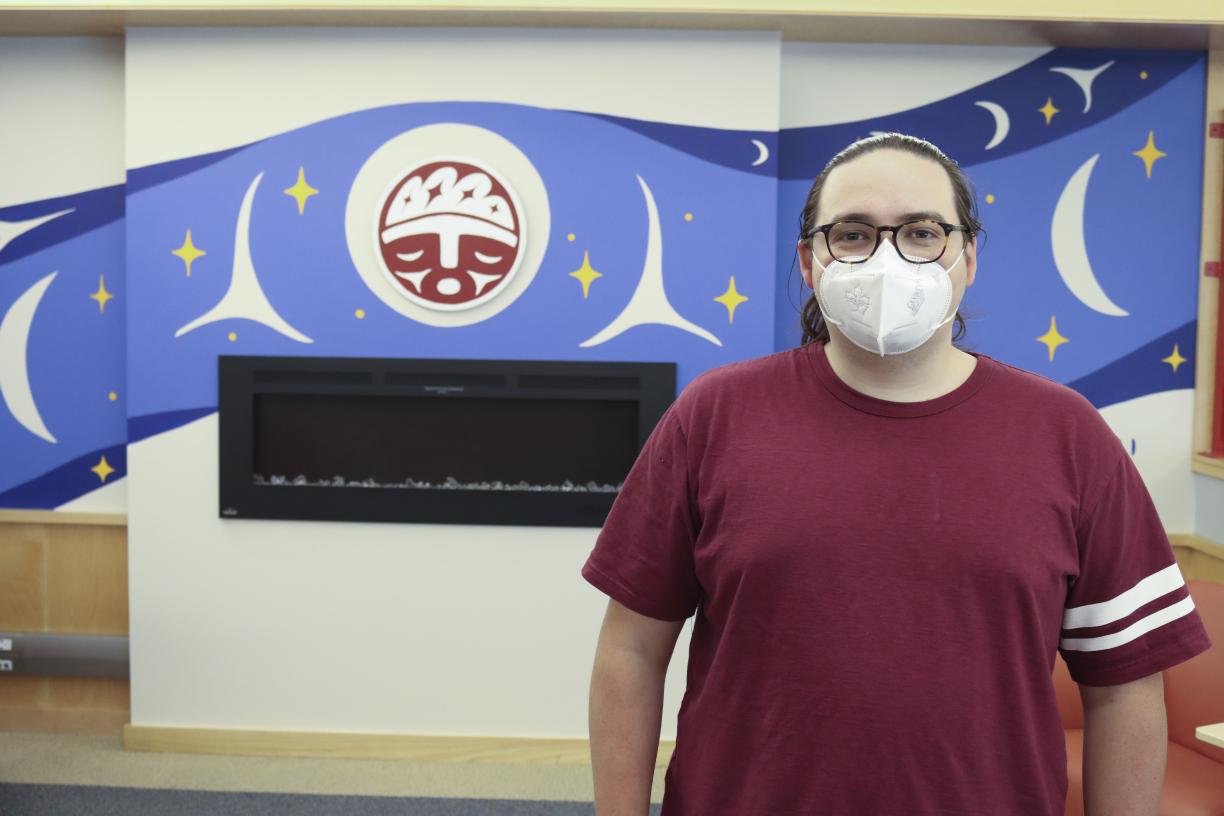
[580,406,701,621]
[1059,452,1212,686]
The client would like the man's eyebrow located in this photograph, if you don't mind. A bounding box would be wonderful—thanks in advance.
[826,210,948,224]
[898,211,948,223]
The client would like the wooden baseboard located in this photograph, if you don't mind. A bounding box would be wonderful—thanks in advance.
[0,707,129,735]
[124,724,677,767]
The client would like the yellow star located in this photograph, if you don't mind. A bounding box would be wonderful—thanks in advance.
[171,230,206,276]
[1162,343,1188,372]
[1039,97,1060,125]
[1036,316,1069,362]
[569,251,603,299]
[714,276,749,323]
[284,167,319,215]
[89,274,113,313]
[90,455,115,483]
[1133,131,1167,179]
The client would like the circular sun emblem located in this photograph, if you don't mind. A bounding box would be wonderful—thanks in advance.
[376,160,524,311]
[347,124,549,327]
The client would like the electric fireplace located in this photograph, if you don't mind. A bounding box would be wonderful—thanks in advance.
[218,356,676,527]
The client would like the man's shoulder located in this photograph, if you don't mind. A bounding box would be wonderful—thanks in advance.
[981,353,1099,414]
[679,348,804,402]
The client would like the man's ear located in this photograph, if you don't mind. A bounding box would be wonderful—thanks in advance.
[963,236,977,287]
[798,241,814,290]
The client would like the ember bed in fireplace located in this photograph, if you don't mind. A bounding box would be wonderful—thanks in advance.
[218,356,676,527]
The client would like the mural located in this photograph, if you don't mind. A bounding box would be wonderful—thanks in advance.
[0,45,1206,511]
[776,47,1203,396]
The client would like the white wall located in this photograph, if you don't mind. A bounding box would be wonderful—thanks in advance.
[129,414,626,734]
[0,37,125,208]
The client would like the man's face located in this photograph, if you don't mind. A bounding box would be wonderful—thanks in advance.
[798,149,977,320]
[378,161,523,310]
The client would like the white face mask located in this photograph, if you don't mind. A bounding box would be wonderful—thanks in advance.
[813,239,964,357]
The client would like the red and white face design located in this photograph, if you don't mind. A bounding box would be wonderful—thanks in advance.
[377,160,523,311]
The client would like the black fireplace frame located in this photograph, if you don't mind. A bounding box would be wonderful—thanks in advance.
[218,355,676,527]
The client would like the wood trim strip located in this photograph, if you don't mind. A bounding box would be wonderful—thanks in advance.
[0,510,127,527]
[1192,452,1224,480]
[124,724,677,767]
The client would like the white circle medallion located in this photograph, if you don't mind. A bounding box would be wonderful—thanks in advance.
[347,124,550,326]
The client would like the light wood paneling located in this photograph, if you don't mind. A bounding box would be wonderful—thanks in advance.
[125,724,677,767]
[0,524,47,631]
[0,676,49,708]
[46,525,128,635]
[1174,547,1224,583]
[1171,533,1224,583]
[0,522,129,735]
[48,677,130,712]
[0,708,129,736]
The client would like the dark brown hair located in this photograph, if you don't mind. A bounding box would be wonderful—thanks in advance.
[798,132,984,346]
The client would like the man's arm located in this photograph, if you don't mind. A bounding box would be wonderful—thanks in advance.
[589,599,685,816]
[1079,672,1167,816]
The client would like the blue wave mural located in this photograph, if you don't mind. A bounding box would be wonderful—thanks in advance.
[0,46,1206,508]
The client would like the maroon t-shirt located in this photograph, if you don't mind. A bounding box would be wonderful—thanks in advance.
[581,342,1212,816]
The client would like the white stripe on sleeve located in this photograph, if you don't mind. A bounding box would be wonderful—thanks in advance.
[1063,563,1184,630]
[1060,595,1196,652]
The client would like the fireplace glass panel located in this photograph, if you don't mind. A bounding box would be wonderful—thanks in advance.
[252,393,639,492]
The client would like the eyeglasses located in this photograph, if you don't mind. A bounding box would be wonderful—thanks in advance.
[807,219,971,264]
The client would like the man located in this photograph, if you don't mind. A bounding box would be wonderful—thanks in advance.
[583,134,1211,815]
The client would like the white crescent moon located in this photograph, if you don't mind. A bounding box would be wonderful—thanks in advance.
[973,101,1010,150]
[1051,154,1128,317]
[0,271,58,443]
[580,175,720,348]
[176,172,313,343]
[750,139,769,167]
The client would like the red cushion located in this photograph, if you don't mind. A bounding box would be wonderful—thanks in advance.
[1054,653,1084,730]
[1159,740,1224,816]
[1064,730,1224,816]
[1164,580,1224,765]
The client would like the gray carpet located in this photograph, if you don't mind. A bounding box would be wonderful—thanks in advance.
[0,783,665,815]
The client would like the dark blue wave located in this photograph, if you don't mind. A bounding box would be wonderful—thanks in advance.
[778,48,1201,180]
[1066,321,1196,409]
[0,444,126,509]
[0,186,124,268]
[582,112,776,177]
[128,407,216,445]
[0,143,253,268]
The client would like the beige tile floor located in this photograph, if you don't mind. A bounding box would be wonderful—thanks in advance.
[0,732,667,802]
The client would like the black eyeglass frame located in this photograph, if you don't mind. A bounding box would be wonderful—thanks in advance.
[805,220,972,265]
